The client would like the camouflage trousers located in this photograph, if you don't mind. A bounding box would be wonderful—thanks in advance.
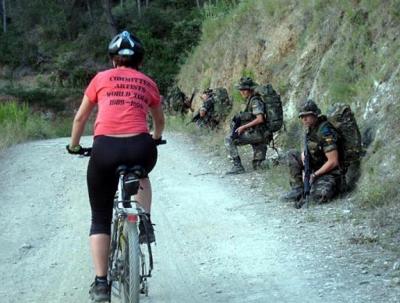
[225,129,267,161]
[287,150,342,203]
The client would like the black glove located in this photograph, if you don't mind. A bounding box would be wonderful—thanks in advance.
[153,137,166,146]
[66,144,82,155]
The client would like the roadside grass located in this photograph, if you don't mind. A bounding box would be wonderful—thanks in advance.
[0,84,80,111]
[0,101,71,151]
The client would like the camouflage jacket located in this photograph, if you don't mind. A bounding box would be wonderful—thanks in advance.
[306,116,340,173]
[200,96,215,119]
[239,94,267,132]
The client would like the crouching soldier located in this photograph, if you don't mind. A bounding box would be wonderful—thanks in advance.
[194,88,218,128]
[225,77,270,174]
[283,100,342,207]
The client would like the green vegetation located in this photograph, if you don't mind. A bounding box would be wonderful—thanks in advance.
[174,0,400,251]
[0,101,70,150]
[0,0,206,148]
[0,0,203,94]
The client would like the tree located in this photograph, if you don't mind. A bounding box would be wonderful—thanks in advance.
[137,0,141,17]
[103,0,117,36]
[1,0,6,33]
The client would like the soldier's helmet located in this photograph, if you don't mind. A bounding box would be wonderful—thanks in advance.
[202,88,213,95]
[235,77,258,90]
[298,99,321,118]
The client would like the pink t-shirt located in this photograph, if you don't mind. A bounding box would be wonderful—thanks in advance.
[85,67,161,136]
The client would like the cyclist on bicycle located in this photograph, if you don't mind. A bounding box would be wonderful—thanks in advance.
[66,30,165,302]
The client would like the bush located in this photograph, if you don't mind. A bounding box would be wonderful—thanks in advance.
[0,101,71,150]
[0,85,69,111]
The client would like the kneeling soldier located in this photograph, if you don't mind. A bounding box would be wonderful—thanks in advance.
[283,100,342,206]
[225,77,270,174]
[197,88,217,128]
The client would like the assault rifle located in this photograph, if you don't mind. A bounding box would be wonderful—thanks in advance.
[297,129,311,209]
[230,115,241,140]
[185,89,199,125]
[187,111,201,125]
[183,89,196,112]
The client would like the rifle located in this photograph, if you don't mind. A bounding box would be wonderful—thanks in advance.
[299,129,311,209]
[230,115,241,140]
[186,111,201,125]
[183,89,196,112]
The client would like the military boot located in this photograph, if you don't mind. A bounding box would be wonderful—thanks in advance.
[281,186,303,202]
[252,160,268,170]
[226,157,245,175]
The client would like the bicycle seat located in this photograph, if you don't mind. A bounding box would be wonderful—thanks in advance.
[116,165,147,197]
[116,165,147,178]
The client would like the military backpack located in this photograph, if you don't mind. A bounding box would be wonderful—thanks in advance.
[254,84,283,133]
[166,86,186,113]
[210,87,232,122]
[326,103,362,168]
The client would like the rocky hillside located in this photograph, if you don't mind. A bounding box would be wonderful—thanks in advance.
[177,0,400,211]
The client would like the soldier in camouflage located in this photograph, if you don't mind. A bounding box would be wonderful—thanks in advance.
[225,77,270,174]
[283,100,342,205]
[165,85,192,115]
[196,88,218,128]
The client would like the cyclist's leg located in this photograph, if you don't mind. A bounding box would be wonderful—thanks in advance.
[87,136,120,277]
[136,178,156,244]
[125,134,158,213]
[124,134,158,244]
[90,235,111,276]
[135,177,152,213]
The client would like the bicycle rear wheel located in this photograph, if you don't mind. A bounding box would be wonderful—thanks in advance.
[120,222,141,303]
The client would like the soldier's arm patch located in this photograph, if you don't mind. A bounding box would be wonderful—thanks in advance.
[251,99,265,116]
[323,136,337,153]
[320,124,338,152]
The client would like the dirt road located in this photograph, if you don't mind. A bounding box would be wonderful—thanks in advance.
[0,133,399,303]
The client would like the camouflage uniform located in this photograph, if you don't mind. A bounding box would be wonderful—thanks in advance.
[225,94,269,161]
[165,86,190,115]
[196,94,217,128]
[225,77,272,174]
[287,115,342,204]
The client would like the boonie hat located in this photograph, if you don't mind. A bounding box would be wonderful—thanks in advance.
[235,77,258,90]
[298,99,321,118]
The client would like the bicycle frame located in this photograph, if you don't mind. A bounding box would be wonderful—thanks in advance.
[108,172,154,301]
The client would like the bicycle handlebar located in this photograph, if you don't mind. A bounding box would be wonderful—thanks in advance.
[154,138,167,145]
[67,138,167,157]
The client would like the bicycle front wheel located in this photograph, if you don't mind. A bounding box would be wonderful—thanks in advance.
[120,222,141,303]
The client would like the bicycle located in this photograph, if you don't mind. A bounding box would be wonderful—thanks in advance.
[70,138,166,303]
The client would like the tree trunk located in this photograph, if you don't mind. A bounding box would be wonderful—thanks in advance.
[145,0,149,8]
[103,0,117,36]
[137,0,141,17]
[86,0,93,21]
[2,0,6,33]
[195,0,200,8]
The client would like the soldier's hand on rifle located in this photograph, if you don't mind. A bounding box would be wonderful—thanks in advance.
[310,172,317,184]
[236,125,246,135]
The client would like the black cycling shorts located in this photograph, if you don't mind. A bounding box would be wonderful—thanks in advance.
[87,134,157,235]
